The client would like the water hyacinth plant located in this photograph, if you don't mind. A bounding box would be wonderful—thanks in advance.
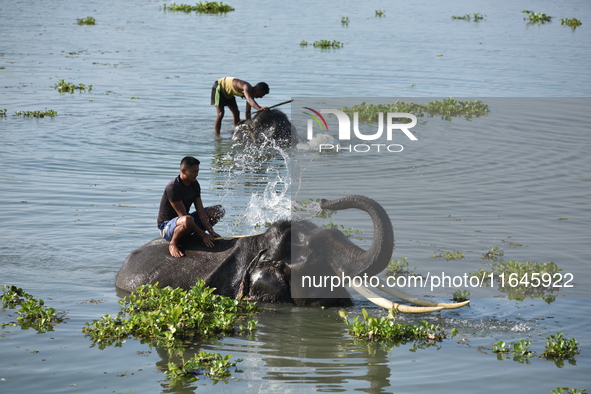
[470,260,564,300]
[551,388,587,394]
[82,280,258,349]
[165,350,242,383]
[300,40,343,49]
[522,10,553,23]
[77,16,96,25]
[385,257,416,277]
[340,308,454,342]
[483,246,504,261]
[54,79,93,93]
[163,2,235,13]
[322,221,362,239]
[452,289,471,302]
[561,18,582,30]
[313,40,343,48]
[542,333,580,359]
[491,339,534,363]
[432,250,465,261]
[14,108,57,118]
[339,98,489,122]
[1,285,66,333]
[451,13,485,21]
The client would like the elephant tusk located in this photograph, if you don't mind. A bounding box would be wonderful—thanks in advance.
[350,284,444,313]
[377,280,470,309]
[214,233,263,240]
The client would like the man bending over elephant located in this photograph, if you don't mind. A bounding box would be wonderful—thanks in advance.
[157,156,224,257]
[211,76,270,135]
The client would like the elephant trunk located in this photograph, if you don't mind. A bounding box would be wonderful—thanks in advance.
[319,195,394,277]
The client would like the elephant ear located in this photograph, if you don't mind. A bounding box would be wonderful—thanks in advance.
[236,249,266,298]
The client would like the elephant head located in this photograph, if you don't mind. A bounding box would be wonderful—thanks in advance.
[232,109,296,146]
[287,195,395,305]
[116,195,469,312]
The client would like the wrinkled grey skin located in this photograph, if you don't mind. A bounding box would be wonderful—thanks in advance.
[232,109,296,146]
[116,195,394,307]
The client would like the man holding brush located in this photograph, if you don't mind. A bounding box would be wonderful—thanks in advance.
[211,77,269,134]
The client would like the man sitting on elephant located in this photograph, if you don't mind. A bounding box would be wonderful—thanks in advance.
[211,77,270,135]
[157,156,225,257]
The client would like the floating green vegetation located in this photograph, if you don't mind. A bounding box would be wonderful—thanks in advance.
[451,13,485,21]
[163,3,195,12]
[432,250,465,261]
[341,16,350,26]
[300,39,344,49]
[542,332,580,360]
[385,257,416,277]
[14,108,57,118]
[77,16,96,25]
[522,10,553,23]
[322,221,362,239]
[452,289,471,302]
[1,285,66,333]
[54,79,93,93]
[292,199,336,219]
[163,2,235,14]
[492,340,534,362]
[470,260,564,300]
[483,246,504,261]
[0,108,6,117]
[82,280,258,349]
[339,98,490,123]
[552,388,587,394]
[375,9,385,17]
[165,350,242,384]
[195,1,234,13]
[341,308,454,342]
[561,18,582,29]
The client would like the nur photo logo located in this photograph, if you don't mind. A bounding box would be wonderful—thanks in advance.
[302,107,418,153]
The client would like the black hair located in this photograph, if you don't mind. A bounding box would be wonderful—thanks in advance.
[180,156,200,168]
[254,82,270,95]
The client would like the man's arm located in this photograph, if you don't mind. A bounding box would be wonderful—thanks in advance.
[235,79,267,119]
[170,200,187,217]
[194,197,220,244]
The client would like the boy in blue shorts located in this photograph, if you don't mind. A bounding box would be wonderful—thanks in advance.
[157,156,224,257]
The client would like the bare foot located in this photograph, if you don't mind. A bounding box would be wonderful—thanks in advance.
[169,243,184,257]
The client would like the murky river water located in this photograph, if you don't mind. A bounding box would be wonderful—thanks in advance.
[1,0,590,393]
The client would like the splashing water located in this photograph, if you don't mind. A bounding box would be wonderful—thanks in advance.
[213,137,292,235]
[296,132,333,151]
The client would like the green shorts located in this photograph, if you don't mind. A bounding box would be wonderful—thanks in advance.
[211,81,237,107]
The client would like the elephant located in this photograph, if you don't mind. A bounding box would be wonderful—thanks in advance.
[116,195,469,313]
[232,109,296,146]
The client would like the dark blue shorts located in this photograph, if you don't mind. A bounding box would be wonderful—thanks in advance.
[159,210,207,242]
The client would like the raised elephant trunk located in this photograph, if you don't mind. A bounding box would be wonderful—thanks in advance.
[315,195,470,313]
[319,195,394,277]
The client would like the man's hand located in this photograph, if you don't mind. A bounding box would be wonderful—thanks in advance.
[259,106,269,111]
[208,229,221,239]
[201,233,216,248]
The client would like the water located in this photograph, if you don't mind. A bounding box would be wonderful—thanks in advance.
[1,0,590,392]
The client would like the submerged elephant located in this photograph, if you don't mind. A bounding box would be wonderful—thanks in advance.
[116,195,469,313]
[232,109,296,145]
